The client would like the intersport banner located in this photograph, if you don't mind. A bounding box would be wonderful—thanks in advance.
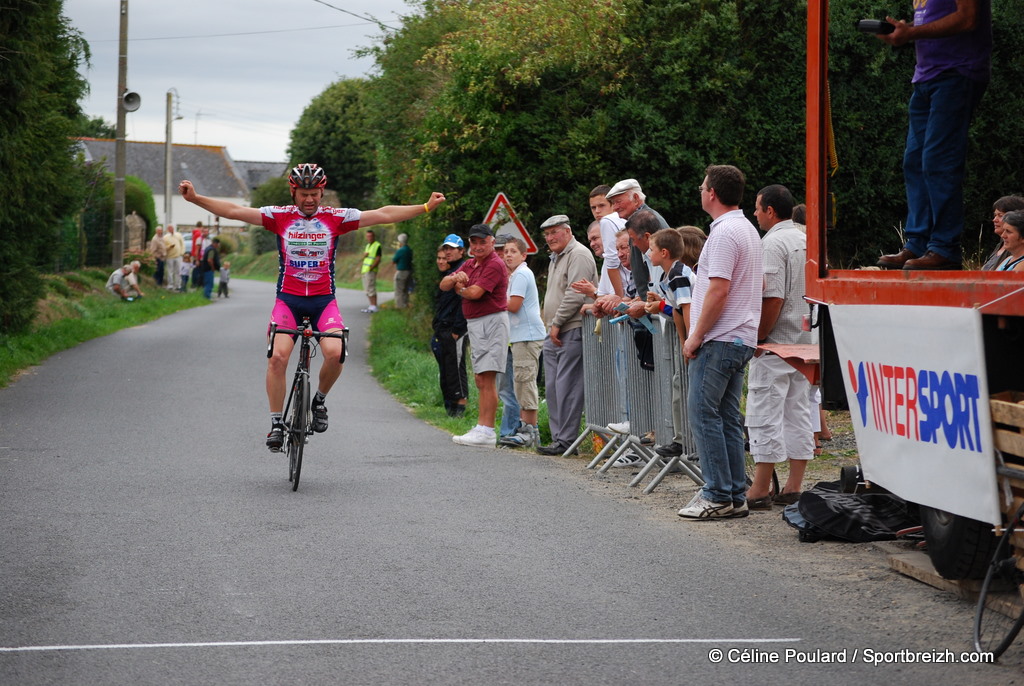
[830,304,1000,525]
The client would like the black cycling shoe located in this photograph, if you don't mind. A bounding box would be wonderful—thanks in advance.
[266,423,284,452]
[311,400,328,433]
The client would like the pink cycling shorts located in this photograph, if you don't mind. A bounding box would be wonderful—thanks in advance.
[268,293,345,337]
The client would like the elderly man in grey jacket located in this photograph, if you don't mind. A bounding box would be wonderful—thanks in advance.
[536,215,598,456]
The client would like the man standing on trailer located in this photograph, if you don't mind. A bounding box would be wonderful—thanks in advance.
[875,0,992,271]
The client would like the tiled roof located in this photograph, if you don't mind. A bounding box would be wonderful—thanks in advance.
[235,160,290,190]
[75,138,252,199]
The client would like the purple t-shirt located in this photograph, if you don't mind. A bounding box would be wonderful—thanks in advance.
[913,0,991,84]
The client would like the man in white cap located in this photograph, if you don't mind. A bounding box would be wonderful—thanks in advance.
[536,215,598,456]
[605,178,670,301]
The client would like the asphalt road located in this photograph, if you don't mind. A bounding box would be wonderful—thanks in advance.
[0,280,1020,685]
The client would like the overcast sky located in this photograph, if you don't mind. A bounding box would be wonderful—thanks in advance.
[63,0,414,162]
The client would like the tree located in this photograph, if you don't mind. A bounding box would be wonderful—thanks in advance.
[247,177,292,254]
[0,0,90,334]
[75,114,116,139]
[287,78,376,209]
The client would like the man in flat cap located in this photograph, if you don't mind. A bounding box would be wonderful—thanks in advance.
[536,215,598,456]
[440,224,510,447]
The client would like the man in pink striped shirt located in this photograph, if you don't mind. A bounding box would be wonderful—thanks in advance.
[677,165,763,520]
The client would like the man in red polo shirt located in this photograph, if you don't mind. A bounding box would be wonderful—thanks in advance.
[439,223,510,447]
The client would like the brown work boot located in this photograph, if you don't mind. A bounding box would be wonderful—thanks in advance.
[903,250,962,270]
[876,248,918,269]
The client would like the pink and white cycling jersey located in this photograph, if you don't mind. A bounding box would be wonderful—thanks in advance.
[261,205,362,296]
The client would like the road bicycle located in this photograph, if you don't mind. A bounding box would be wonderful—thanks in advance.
[267,317,348,491]
[973,501,1024,659]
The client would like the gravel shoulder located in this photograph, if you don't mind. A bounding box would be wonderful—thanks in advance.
[500,411,1024,676]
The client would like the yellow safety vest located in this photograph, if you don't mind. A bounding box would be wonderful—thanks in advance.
[362,241,382,274]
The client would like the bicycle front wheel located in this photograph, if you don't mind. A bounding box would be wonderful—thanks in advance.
[973,504,1024,659]
[287,373,309,491]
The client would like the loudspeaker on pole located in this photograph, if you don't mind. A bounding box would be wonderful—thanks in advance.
[122,91,141,112]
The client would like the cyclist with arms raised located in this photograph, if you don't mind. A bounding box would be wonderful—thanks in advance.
[179,164,445,450]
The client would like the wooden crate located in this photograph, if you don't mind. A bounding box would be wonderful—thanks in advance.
[991,393,1024,574]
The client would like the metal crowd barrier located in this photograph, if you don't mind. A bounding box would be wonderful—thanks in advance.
[573,312,703,493]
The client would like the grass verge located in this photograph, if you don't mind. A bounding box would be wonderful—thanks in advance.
[0,268,208,388]
[367,305,551,443]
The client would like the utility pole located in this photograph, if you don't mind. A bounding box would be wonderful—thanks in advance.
[165,88,182,227]
[112,0,129,266]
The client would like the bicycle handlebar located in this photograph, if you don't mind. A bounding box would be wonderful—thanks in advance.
[267,321,348,358]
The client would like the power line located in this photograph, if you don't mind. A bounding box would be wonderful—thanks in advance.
[309,0,398,31]
[88,20,399,43]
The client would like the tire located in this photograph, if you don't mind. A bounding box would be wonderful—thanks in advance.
[287,373,308,492]
[921,506,999,580]
[973,503,1024,659]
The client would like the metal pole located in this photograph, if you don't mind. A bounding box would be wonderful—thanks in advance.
[112,0,128,266]
[165,89,173,226]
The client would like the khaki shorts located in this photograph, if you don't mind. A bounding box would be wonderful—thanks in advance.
[511,340,543,410]
[467,312,510,374]
[362,271,378,298]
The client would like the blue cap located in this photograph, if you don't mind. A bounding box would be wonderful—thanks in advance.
[442,234,464,248]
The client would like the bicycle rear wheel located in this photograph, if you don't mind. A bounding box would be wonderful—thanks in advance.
[973,503,1024,659]
[287,373,309,491]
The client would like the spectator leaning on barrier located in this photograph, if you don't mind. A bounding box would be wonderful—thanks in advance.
[643,228,695,460]
[745,184,815,511]
[605,178,670,301]
[589,184,627,297]
[536,215,598,456]
[678,165,763,521]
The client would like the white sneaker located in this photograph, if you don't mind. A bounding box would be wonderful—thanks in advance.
[610,452,644,468]
[607,421,630,434]
[453,426,496,447]
[677,492,734,519]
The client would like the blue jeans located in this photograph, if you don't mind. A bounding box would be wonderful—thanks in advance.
[497,347,521,437]
[902,72,986,262]
[203,270,215,299]
[687,339,754,505]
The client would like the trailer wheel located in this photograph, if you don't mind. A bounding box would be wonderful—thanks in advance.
[921,506,998,580]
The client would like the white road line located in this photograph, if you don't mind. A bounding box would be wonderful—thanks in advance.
[0,637,803,653]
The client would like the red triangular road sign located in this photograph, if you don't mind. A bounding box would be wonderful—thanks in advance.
[483,192,538,255]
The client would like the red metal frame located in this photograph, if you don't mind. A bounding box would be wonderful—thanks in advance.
[804,0,1024,316]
